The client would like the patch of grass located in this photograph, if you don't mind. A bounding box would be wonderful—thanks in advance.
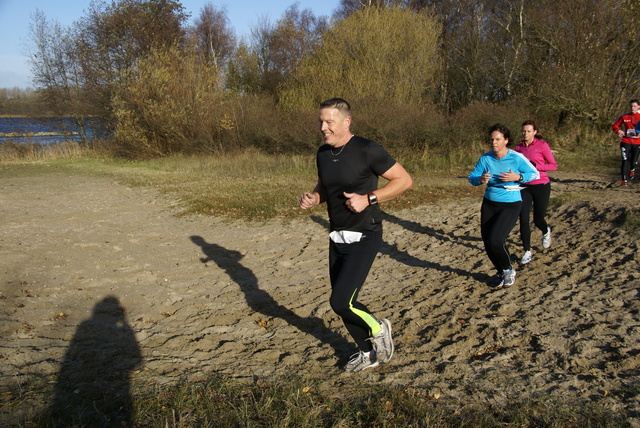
[4,372,628,427]
[0,133,622,221]
[621,210,640,236]
[0,149,487,221]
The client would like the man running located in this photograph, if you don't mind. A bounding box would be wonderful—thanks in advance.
[299,98,412,372]
[612,99,640,186]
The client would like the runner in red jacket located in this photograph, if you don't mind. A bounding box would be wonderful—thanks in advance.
[612,99,640,186]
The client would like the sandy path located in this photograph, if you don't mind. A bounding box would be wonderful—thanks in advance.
[1,170,639,422]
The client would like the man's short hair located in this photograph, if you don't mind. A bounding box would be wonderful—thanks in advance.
[320,98,351,117]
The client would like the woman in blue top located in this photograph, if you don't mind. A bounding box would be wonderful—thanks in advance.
[469,124,539,288]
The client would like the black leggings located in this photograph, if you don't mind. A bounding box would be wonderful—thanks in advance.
[519,183,551,251]
[620,143,640,181]
[481,198,521,273]
[329,227,382,352]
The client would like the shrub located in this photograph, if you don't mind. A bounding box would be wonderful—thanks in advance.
[110,45,227,158]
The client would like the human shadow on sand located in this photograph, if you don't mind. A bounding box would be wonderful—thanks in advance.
[190,235,353,362]
[47,296,141,427]
[309,215,486,282]
[382,212,483,248]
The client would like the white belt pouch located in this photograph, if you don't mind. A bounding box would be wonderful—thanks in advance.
[329,230,363,244]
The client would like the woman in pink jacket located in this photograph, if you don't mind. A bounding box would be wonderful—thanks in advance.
[515,120,557,264]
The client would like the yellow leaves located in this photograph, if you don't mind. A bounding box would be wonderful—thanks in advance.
[256,319,271,329]
[219,113,237,131]
[281,6,441,109]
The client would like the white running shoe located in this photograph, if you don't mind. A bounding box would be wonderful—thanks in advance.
[344,351,379,373]
[502,268,516,286]
[520,250,532,264]
[371,319,394,364]
[542,227,552,249]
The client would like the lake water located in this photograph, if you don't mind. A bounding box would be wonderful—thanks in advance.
[0,117,108,144]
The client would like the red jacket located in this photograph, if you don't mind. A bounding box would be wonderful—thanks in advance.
[612,111,640,145]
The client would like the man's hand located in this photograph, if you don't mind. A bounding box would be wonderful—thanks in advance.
[343,192,369,213]
[299,192,319,209]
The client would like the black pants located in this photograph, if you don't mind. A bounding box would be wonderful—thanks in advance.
[329,227,382,352]
[519,183,551,251]
[620,143,640,181]
[481,198,521,273]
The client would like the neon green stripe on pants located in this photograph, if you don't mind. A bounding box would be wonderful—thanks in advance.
[348,288,381,335]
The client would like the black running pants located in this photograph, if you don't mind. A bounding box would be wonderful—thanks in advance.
[328,227,382,352]
[481,198,521,273]
[519,182,551,251]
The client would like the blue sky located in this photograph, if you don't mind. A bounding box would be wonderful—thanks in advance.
[0,0,338,88]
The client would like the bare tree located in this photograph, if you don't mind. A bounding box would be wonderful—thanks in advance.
[189,3,236,68]
[523,0,640,123]
[227,4,327,95]
[28,10,94,143]
[334,0,402,18]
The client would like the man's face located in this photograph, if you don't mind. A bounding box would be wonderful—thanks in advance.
[319,107,351,147]
[631,102,639,114]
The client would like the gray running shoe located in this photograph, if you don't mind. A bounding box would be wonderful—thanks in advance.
[371,318,394,363]
[542,227,552,249]
[503,268,516,286]
[520,250,532,264]
[344,351,379,373]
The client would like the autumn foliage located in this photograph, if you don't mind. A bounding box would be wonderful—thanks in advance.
[20,0,640,157]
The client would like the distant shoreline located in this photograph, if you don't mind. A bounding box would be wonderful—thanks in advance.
[0,131,80,137]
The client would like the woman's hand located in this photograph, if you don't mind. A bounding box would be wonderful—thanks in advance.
[479,171,492,185]
[498,169,521,182]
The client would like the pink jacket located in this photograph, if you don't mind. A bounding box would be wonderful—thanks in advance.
[515,138,557,185]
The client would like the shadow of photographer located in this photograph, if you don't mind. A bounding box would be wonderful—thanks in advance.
[47,295,141,427]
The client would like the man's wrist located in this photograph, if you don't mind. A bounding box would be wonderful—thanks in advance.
[368,192,378,205]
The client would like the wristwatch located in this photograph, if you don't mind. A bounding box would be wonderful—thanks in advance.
[368,193,378,205]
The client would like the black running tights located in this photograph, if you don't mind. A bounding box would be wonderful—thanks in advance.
[481,198,521,273]
[519,182,551,251]
[328,228,382,352]
[620,142,640,181]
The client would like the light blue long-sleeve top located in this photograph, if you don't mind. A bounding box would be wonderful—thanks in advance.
[468,149,540,203]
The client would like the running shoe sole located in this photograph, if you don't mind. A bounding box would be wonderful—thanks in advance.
[378,318,394,363]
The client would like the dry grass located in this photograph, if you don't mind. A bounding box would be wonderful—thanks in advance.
[4,371,628,427]
[0,137,618,222]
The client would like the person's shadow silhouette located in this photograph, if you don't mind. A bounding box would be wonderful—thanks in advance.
[47,296,141,427]
[190,235,352,362]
